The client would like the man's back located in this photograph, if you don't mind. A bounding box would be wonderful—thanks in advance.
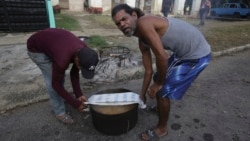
[27,28,86,70]
[161,18,211,59]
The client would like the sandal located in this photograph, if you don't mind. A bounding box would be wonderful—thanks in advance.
[140,128,168,141]
[56,113,74,124]
[145,105,158,113]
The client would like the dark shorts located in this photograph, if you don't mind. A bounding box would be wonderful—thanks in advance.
[153,53,211,100]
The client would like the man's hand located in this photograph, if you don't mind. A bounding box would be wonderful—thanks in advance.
[77,103,88,112]
[77,95,87,102]
[147,83,163,99]
[77,96,88,112]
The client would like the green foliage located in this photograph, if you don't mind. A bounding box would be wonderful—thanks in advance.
[81,15,117,29]
[54,13,108,49]
[54,13,82,31]
[86,35,108,48]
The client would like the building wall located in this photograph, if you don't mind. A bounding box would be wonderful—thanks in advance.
[58,0,202,17]
[126,0,136,7]
[191,0,201,17]
[151,0,163,15]
[172,0,185,15]
[89,0,102,7]
[146,0,202,17]
[52,0,59,5]
[59,0,69,9]
[69,0,84,11]
[102,0,112,12]
[143,0,152,13]
[136,0,145,9]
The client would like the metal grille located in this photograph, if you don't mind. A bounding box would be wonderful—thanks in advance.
[99,46,130,62]
[0,0,49,32]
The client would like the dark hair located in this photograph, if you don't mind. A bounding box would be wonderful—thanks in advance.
[111,3,145,18]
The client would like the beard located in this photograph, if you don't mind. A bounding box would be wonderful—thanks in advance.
[124,24,136,37]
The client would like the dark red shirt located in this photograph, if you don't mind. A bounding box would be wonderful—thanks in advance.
[27,28,87,109]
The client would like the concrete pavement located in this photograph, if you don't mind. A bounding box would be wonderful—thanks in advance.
[0,48,249,141]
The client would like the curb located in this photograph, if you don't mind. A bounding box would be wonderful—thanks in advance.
[212,44,250,57]
[116,43,250,82]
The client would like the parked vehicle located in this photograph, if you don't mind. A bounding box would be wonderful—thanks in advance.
[210,3,250,18]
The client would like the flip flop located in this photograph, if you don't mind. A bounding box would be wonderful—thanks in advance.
[140,128,168,141]
[145,105,158,113]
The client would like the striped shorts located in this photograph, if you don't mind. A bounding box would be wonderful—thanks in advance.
[153,53,211,100]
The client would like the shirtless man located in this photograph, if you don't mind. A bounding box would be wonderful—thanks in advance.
[111,4,211,140]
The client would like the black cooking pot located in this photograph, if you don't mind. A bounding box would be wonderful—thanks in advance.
[90,88,138,135]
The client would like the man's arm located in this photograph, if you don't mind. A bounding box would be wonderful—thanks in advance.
[70,63,87,105]
[137,17,169,99]
[139,41,153,102]
[137,17,168,85]
[52,64,82,109]
[70,64,83,98]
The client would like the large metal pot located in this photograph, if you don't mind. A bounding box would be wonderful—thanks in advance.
[89,88,138,135]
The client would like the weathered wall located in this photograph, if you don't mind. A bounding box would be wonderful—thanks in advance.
[126,0,136,7]
[191,0,202,17]
[69,0,84,11]
[102,0,112,12]
[89,0,102,7]
[57,0,202,17]
[172,0,185,15]
[52,0,59,5]
[59,0,69,9]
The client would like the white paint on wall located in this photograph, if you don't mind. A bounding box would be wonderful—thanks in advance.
[126,0,136,7]
[173,0,185,15]
[58,0,201,17]
[69,0,84,11]
[52,0,59,5]
[89,0,102,7]
[191,0,202,17]
[102,0,112,11]
[153,0,164,15]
